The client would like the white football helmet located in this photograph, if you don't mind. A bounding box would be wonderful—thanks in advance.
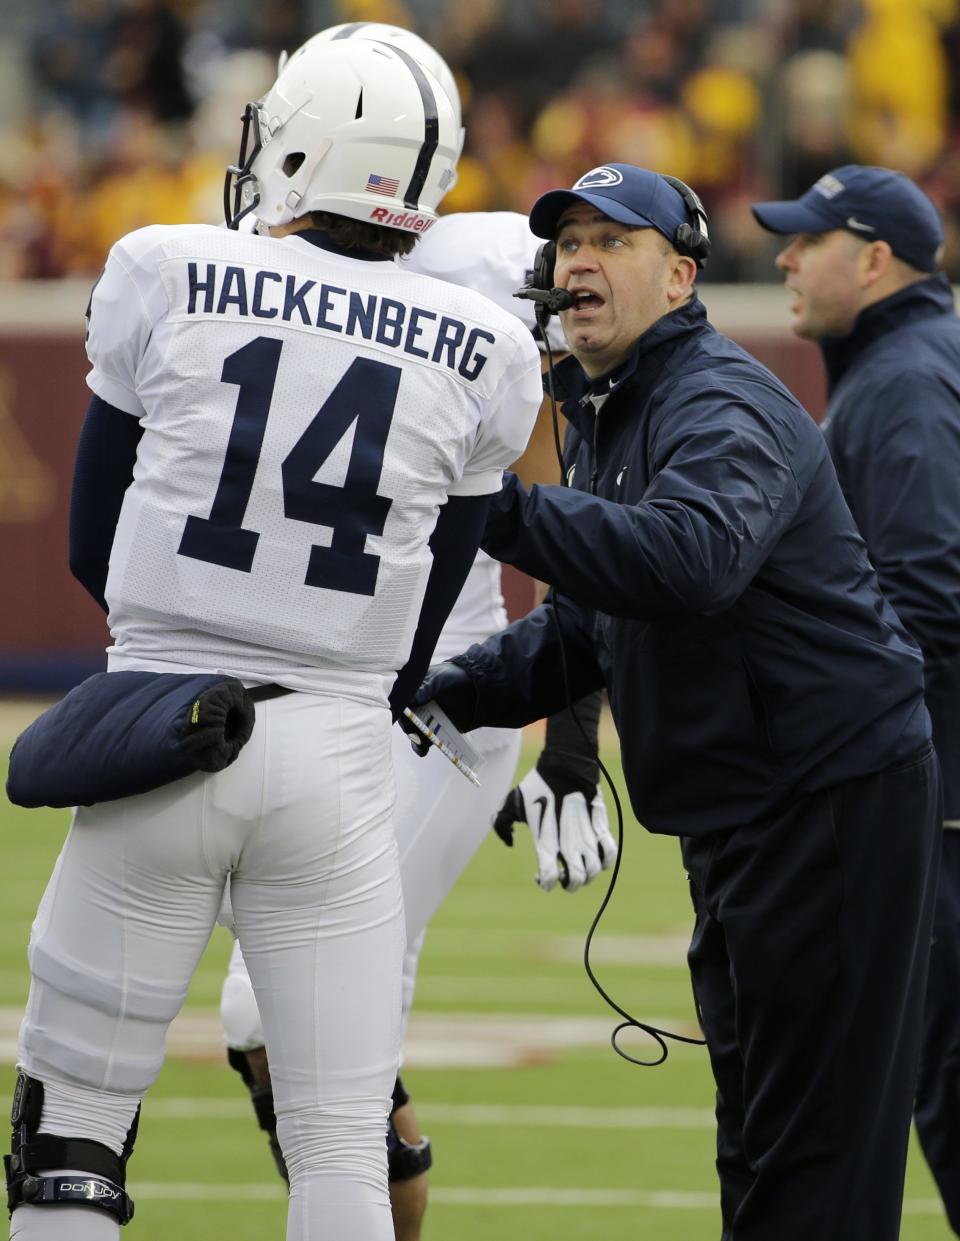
[224,39,460,235]
[283,22,463,156]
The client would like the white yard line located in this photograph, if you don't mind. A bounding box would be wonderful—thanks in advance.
[120,1182,946,1215]
[139,1098,716,1128]
[0,1008,700,1069]
[422,1102,715,1129]
[417,929,691,967]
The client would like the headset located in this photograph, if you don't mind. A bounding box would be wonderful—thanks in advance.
[511,174,712,1067]
[660,173,711,269]
[515,174,711,330]
[512,241,571,328]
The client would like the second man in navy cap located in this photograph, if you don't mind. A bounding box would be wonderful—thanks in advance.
[407,161,942,1239]
[755,164,960,1238]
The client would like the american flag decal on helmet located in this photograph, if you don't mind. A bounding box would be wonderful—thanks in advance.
[366,173,400,196]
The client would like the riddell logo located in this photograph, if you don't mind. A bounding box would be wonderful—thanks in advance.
[368,207,434,233]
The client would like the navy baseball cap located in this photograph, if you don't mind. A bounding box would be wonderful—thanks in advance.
[752,165,944,272]
[529,163,689,247]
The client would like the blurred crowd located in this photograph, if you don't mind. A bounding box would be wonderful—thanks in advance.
[4,0,960,282]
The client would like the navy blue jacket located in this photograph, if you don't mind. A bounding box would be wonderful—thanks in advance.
[457,296,930,837]
[821,274,960,819]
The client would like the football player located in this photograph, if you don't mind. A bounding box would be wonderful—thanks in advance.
[220,204,619,1241]
[6,38,543,1241]
[216,29,617,1241]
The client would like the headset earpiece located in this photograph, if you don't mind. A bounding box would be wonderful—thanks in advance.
[514,240,570,322]
[659,175,711,269]
[531,241,556,292]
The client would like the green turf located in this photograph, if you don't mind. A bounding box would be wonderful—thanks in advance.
[0,722,952,1240]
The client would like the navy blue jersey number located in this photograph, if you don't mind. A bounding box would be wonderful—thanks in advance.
[178,337,399,595]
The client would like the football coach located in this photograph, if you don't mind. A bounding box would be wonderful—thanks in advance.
[753,165,960,1236]
[409,163,942,1240]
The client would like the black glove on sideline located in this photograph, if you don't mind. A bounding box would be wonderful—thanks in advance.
[409,660,479,732]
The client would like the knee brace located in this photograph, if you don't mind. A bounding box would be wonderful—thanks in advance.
[388,1075,432,1183]
[4,1073,137,1225]
[226,1048,288,1184]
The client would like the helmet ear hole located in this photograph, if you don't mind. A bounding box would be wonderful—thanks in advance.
[355,90,363,120]
[282,152,305,178]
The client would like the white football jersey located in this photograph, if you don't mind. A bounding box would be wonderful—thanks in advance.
[402,212,563,656]
[85,223,542,700]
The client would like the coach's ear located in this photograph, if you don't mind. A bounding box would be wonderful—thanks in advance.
[667,252,697,306]
[857,238,896,291]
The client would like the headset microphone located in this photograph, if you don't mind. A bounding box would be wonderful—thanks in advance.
[513,240,572,330]
[513,285,573,314]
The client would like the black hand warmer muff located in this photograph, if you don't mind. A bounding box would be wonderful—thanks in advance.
[6,671,258,809]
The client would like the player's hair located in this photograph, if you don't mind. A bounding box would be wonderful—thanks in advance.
[306,211,417,257]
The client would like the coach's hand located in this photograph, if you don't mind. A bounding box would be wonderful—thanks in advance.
[408,661,478,733]
[492,763,616,892]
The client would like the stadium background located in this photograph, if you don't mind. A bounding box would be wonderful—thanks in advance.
[0,0,954,1236]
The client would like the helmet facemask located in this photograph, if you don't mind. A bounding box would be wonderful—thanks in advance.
[224,102,266,230]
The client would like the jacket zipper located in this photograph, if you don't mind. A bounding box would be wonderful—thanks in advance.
[590,407,600,495]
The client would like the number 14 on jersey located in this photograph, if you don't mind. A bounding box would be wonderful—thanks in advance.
[179,337,400,597]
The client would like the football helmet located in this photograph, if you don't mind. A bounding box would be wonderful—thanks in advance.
[224,39,460,234]
[283,23,463,156]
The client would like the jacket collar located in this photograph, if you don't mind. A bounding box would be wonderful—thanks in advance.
[552,295,709,438]
[820,273,954,390]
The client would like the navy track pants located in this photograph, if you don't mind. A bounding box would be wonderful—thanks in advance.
[915,827,960,1236]
[681,744,941,1241]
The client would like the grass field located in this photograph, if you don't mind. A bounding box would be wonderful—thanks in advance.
[0,702,952,1240]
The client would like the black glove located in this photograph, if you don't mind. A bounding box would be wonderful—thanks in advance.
[397,710,431,757]
[409,660,478,731]
[401,661,479,759]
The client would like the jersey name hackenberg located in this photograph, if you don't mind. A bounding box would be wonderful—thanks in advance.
[84,223,542,696]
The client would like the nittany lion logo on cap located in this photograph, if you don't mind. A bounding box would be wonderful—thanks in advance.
[813,173,845,199]
[574,166,623,190]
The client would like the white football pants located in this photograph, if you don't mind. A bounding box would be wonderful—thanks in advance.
[222,722,521,1051]
[12,692,404,1241]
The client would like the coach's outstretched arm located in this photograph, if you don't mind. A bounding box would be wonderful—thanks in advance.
[410,591,604,732]
[481,389,804,622]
